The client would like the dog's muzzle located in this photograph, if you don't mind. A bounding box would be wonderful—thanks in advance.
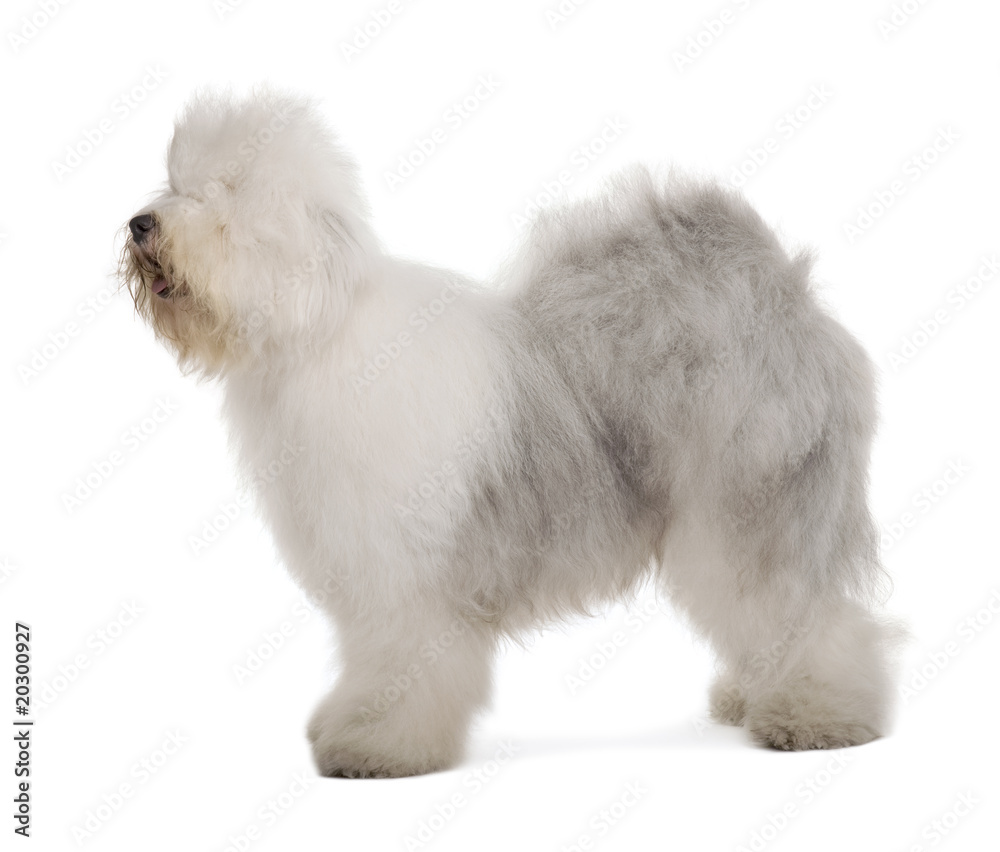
[128,214,171,298]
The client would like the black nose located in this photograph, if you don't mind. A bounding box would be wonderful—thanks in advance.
[129,214,156,243]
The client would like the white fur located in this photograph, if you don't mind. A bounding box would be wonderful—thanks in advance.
[121,88,900,777]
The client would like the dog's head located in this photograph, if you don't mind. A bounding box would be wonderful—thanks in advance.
[119,88,375,375]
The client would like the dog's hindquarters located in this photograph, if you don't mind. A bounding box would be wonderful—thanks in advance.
[663,300,895,749]
[513,169,896,748]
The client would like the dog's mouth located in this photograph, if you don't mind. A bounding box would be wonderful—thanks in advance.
[128,242,176,299]
[150,273,172,298]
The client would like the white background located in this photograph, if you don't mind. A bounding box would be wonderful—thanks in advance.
[2,0,999,850]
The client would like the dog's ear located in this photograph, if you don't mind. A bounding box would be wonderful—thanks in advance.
[282,208,370,338]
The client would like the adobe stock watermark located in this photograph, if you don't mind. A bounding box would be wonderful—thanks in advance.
[729,85,834,188]
[876,0,934,41]
[510,117,628,230]
[842,126,960,244]
[219,772,316,852]
[339,0,413,62]
[885,254,998,372]
[7,0,72,54]
[671,0,755,72]
[899,790,981,851]
[232,614,310,686]
[677,292,798,409]
[35,601,144,716]
[529,478,601,558]
[0,555,21,587]
[879,458,970,555]
[393,405,504,520]
[403,740,519,850]
[196,107,291,203]
[692,612,818,737]
[61,397,179,515]
[236,209,339,345]
[545,0,590,30]
[71,730,188,846]
[383,75,501,191]
[899,587,1000,704]
[357,615,474,724]
[232,568,350,685]
[565,596,665,695]
[188,438,305,556]
[17,280,122,385]
[213,0,251,20]
[559,781,647,852]
[51,66,169,181]
[350,276,466,391]
[735,751,852,852]
[189,491,253,556]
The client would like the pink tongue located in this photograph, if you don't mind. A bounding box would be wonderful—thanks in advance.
[151,277,168,294]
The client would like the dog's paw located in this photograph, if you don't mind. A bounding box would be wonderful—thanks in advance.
[748,715,879,750]
[307,699,459,778]
[311,738,450,779]
[309,727,457,778]
[745,689,881,750]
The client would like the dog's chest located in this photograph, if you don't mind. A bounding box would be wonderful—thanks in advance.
[222,363,443,563]
[222,370,365,551]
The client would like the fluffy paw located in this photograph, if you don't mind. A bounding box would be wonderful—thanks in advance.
[307,699,459,778]
[746,689,881,750]
[310,737,448,778]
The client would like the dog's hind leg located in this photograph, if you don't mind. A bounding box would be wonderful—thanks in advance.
[665,500,897,750]
[662,403,898,749]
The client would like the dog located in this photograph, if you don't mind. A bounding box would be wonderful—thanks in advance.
[120,88,897,778]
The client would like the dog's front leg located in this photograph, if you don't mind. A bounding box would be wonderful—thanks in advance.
[307,604,496,778]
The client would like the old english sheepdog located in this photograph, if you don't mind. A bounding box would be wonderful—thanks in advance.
[119,89,897,778]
